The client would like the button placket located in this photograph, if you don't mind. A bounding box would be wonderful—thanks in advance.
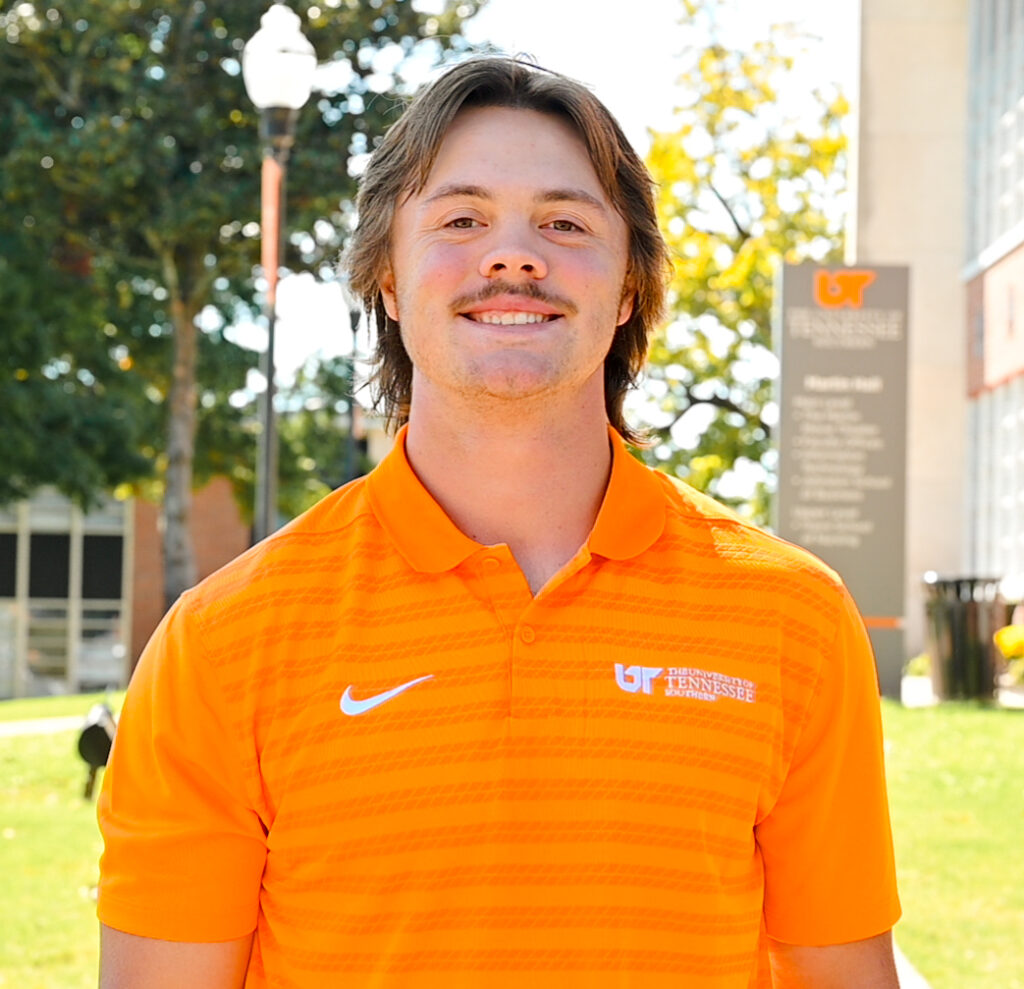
[473,549,533,718]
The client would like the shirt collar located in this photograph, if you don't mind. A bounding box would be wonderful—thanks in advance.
[365,425,481,573]
[587,426,666,560]
[365,424,666,573]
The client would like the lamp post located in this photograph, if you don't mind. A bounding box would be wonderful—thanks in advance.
[242,4,316,542]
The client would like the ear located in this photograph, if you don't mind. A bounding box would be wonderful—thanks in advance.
[379,266,399,322]
[616,285,635,327]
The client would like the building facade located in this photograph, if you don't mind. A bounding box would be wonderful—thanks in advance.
[853,0,1024,657]
[963,0,1024,591]
[853,0,972,658]
[0,479,249,699]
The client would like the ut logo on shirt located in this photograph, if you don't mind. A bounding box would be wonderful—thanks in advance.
[614,663,663,694]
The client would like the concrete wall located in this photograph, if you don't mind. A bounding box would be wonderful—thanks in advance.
[851,0,970,659]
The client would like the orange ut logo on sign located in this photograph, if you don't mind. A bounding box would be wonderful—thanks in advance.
[813,269,876,309]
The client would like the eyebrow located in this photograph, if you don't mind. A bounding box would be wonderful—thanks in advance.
[423,183,608,212]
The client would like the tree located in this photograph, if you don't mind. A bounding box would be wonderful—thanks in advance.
[1,0,481,608]
[275,354,374,521]
[0,220,154,506]
[637,0,847,523]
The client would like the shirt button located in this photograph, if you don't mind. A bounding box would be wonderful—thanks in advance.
[483,556,500,572]
[519,625,536,644]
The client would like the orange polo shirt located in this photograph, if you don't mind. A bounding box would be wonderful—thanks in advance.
[98,426,900,988]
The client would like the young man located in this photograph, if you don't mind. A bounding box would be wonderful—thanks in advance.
[98,58,901,988]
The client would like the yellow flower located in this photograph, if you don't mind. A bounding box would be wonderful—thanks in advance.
[993,624,1024,660]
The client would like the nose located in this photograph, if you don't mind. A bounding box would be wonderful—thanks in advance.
[478,229,548,279]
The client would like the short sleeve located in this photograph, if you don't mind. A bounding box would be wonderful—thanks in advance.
[756,584,901,945]
[97,596,267,942]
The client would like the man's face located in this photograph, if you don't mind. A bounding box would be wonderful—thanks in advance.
[380,106,634,415]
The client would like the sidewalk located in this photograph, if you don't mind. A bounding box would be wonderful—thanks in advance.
[901,674,1024,709]
[0,714,85,738]
[895,943,931,988]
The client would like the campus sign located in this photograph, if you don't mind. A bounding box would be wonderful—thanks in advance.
[775,264,910,696]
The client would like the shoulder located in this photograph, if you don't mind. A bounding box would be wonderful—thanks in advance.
[652,469,844,598]
[179,475,382,630]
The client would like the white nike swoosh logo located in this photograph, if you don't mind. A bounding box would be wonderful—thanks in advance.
[339,675,434,716]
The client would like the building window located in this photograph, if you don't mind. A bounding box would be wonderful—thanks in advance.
[82,535,123,600]
[0,534,15,598]
[0,491,133,699]
[29,534,70,598]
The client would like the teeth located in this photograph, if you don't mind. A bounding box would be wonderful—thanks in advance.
[469,311,554,325]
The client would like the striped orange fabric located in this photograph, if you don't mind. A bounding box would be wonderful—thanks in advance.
[97,426,900,988]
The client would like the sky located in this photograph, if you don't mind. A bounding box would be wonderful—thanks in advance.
[463,0,859,152]
[248,0,861,389]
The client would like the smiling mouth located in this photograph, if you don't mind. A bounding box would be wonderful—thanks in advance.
[461,311,560,325]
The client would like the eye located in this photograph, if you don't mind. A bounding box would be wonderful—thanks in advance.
[547,218,583,233]
[446,216,480,229]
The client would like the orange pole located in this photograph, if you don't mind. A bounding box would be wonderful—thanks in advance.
[261,155,283,307]
[862,616,904,630]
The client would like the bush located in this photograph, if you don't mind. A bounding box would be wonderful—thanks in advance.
[903,653,931,677]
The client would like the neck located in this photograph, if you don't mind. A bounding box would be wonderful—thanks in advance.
[404,387,613,593]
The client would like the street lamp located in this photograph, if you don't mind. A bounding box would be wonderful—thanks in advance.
[242,3,316,542]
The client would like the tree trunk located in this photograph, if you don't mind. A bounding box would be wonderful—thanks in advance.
[162,284,199,612]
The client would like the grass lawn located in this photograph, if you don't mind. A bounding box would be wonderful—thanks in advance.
[0,729,107,989]
[882,699,1024,988]
[0,695,1021,987]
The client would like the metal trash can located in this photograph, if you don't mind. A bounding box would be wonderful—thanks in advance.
[922,575,1010,701]
[77,702,116,799]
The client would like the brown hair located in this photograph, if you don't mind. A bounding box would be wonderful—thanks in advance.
[345,56,669,443]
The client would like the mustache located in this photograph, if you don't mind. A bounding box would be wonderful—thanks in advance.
[451,281,578,316]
